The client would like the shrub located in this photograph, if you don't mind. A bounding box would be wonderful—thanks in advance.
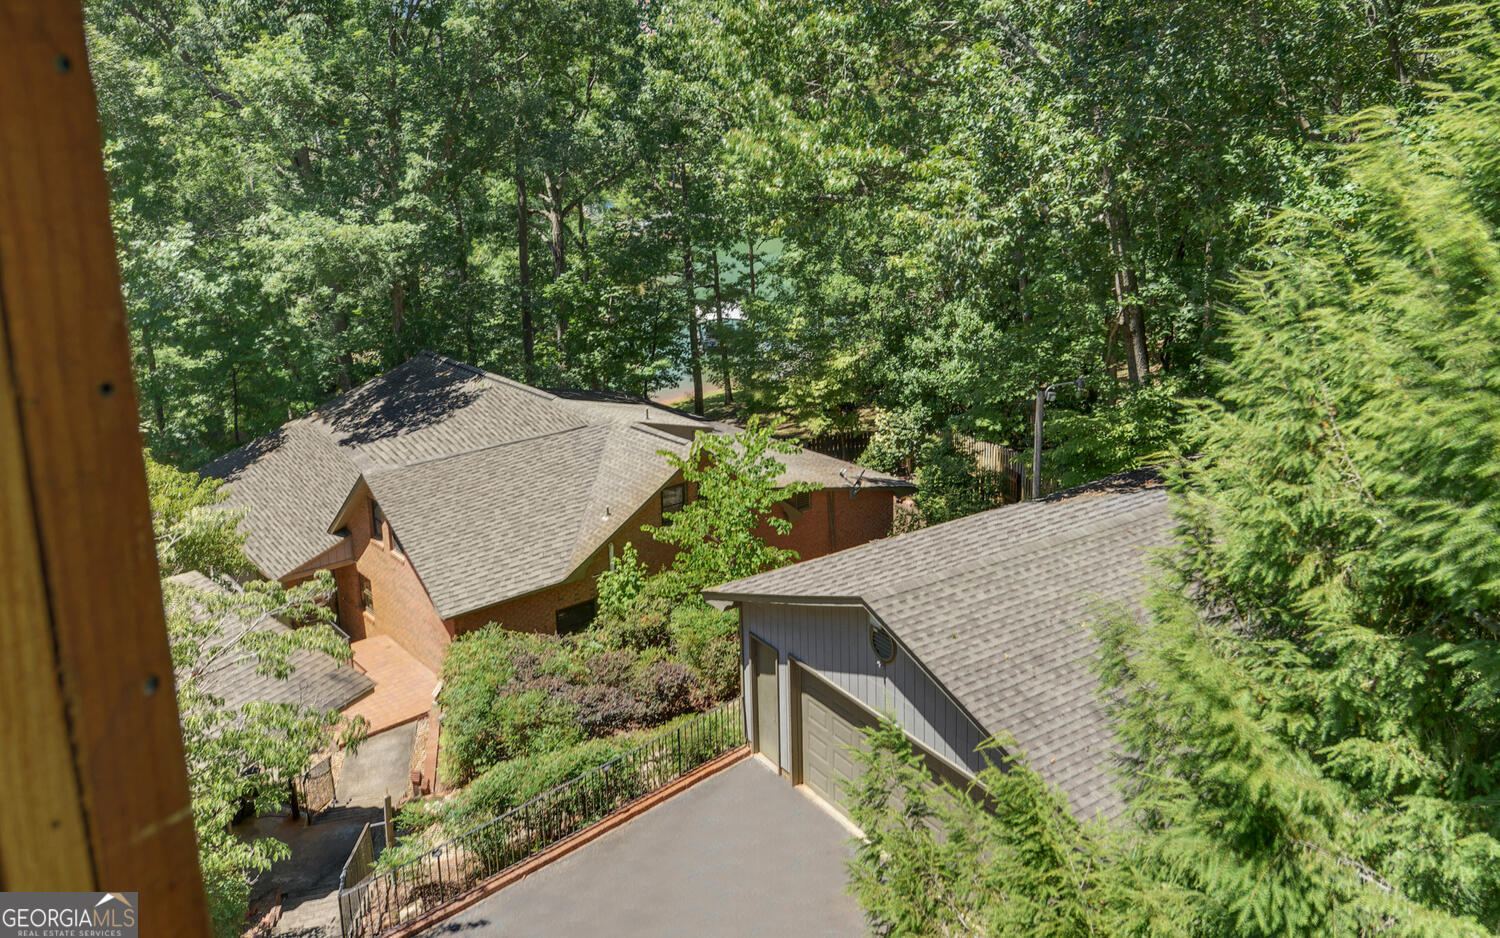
[630,659,697,724]
[580,647,636,688]
[567,684,642,735]
[595,541,648,620]
[668,600,740,702]
[592,581,673,652]
[439,686,582,785]
[439,627,591,784]
[444,735,639,832]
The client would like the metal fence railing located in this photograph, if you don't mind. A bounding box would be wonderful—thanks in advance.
[339,820,386,898]
[336,698,745,938]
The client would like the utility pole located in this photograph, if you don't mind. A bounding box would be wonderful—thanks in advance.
[1032,388,1045,501]
[1031,376,1086,501]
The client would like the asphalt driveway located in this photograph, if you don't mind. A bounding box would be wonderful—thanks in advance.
[418,757,867,938]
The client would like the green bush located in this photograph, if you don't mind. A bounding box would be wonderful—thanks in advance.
[595,541,648,620]
[591,578,673,651]
[438,626,587,784]
[1041,378,1185,488]
[444,735,639,831]
[667,600,740,701]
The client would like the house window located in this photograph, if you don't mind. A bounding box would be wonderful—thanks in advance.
[789,490,812,512]
[359,574,374,612]
[660,483,686,517]
[556,599,597,636]
[370,501,386,543]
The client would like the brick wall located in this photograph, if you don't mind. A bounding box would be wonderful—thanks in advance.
[759,488,897,561]
[344,486,454,672]
[320,477,901,671]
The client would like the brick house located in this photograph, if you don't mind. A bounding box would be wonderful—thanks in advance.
[203,352,911,673]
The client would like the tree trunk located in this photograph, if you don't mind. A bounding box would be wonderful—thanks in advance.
[230,363,242,445]
[681,167,703,416]
[391,278,406,341]
[515,156,535,381]
[578,202,589,284]
[141,322,165,432]
[747,237,756,297]
[712,250,733,406]
[332,308,354,392]
[456,201,474,363]
[543,171,567,349]
[1099,165,1148,384]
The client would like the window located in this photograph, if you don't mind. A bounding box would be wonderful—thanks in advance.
[660,483,686,517]
[359,574,374,612]
[556,599,597,636]
[370,501,386,543]
[789,490,812,512]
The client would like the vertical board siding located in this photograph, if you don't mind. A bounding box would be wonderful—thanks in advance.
[742,602,989,777]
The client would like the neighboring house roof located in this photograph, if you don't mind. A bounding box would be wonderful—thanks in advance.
[704,469,1174,820]
[203,351,908,612]
[165,571,373,714]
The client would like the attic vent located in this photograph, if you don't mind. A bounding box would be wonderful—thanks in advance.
[870,625,897,665]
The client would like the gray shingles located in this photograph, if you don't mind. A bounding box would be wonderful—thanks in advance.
[166,572,373,714]
[705,472,1174,820]
[204,352,903,614]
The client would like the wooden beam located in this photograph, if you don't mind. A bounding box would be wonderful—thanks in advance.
[0,3,212,933]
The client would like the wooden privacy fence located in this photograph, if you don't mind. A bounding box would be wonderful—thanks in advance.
[789,428,875,465]
[298,755,337,822]
[341,822,386,897]
[785,428,1039,503]
[336,699,745,938]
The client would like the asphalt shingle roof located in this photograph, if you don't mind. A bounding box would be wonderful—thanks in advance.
[166,571,373,714]
[365,423,686,619]
[203,352,903,616]
[704,470,1175,820]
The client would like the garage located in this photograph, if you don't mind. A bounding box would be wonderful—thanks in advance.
[796,665,880,815]
[794,663,978,821]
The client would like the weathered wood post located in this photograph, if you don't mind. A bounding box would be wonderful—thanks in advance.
[0,4,212,931]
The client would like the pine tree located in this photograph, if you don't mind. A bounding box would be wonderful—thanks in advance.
[1098,6,1500,934]
[850,8,1500,936]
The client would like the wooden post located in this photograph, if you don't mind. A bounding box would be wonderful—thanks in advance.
[383,794,395,848]
[0,4,212,933]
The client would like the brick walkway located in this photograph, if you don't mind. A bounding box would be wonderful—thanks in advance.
[340,636,436,735]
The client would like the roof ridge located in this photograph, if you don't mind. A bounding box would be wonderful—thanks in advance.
[862,494,1169,603]
[418,349,559,403]
[629,422,696,447]
[706,480,1167,599]
[368,424,602,472]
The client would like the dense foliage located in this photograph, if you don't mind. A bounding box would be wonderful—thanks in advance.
[436,623,724,785]
[89,0,1433,488]
[846,10,1500,936]
[149,457,359,937]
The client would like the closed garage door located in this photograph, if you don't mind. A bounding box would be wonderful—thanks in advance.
[797,664,982,822]
[798,667,879,816]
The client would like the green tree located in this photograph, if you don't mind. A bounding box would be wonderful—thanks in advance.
[148,457,360,936]
[1095,15,1500,929]
[645,420,815,595]
[845,10,1500,936]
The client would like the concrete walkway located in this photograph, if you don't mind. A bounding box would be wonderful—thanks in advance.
[239,721,419,938]
[417,758,866,938]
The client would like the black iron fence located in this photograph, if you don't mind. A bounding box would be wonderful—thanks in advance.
[337,699,746,938]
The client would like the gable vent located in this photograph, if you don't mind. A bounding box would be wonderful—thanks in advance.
[870,625,897,665]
